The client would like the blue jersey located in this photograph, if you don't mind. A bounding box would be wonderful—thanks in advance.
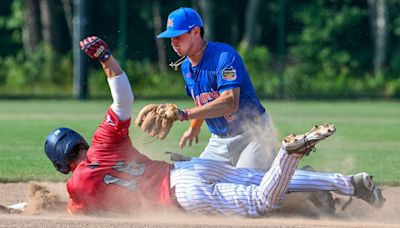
[181,42,266,135]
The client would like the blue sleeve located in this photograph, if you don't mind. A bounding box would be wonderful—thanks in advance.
[181,61,192,97]
[185,84,191,97]
[216,52,243,93]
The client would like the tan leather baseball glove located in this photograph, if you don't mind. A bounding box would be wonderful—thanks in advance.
[135,103,184,139]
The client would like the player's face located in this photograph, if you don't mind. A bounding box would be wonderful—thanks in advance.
[68,149,88,171]
[170,31,196,57]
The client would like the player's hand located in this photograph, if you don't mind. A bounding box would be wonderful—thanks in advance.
[80,36,111,62]
[179,127,201,149]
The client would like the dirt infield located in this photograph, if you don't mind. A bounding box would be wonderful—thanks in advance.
[0,182,399,228]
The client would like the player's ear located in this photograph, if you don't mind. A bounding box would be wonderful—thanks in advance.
[192,27,201,37]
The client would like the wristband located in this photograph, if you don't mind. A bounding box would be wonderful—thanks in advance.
[98,49,112,62]
[181,109,190,121]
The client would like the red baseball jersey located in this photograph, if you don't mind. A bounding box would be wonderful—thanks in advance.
[67,108,172,214]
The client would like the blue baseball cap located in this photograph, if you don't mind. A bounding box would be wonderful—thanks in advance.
[157,7,203,39]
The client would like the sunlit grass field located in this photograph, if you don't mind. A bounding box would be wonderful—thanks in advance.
[0,100,399,185]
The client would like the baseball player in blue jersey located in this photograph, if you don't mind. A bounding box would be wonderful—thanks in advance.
[154,7,386,214]
[157,7,276,171]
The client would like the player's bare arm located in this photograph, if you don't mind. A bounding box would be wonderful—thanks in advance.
[178,89,239,149]
[100,56,123,78]
[185,88,240,120]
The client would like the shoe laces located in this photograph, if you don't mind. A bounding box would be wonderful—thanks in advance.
[302,135,316,155]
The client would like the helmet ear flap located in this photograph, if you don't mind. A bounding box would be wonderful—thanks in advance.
[54,162,62,170]
[55,161,71,174]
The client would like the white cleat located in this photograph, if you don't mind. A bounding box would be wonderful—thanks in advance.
[352,172,385,208]
[282,123,336,156]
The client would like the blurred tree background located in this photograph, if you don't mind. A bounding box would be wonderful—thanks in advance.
[0,0,399,99]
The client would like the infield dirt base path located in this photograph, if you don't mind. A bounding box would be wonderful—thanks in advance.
[0,182,399,228]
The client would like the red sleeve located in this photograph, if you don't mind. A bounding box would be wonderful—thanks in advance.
[92,107,131,144]
[67,197,81,215]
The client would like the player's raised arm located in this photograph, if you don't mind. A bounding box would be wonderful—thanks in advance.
[80,36,134,121]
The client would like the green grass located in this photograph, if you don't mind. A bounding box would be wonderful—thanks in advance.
[0,100,399,185]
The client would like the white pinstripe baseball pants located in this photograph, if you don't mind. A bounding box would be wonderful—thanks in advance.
[170,148,354,217]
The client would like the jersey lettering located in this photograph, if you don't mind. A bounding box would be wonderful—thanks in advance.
[103,174,137,192]
[112,161,145,176]
[193,89,220,106]
[102,161,146,192]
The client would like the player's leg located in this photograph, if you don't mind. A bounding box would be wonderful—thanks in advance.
[288,169,385,208]
[191,163,360,197]
[195,124,355,196]
[173,147,301,216]
[232,133,274,171]
[235,116,276,171]
[182,150,374,201]
[176,148,355,196]
[173,123,337,216]
[199,115,276,171]
[200,130,274,172]
[170,157,264,187]
[199,135,232,165]
[288,169,354,194]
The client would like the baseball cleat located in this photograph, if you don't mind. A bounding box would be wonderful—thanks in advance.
[352,172,385,208]
[282,123,336,156]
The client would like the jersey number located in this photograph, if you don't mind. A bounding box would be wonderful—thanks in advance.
[102,161,145,192]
